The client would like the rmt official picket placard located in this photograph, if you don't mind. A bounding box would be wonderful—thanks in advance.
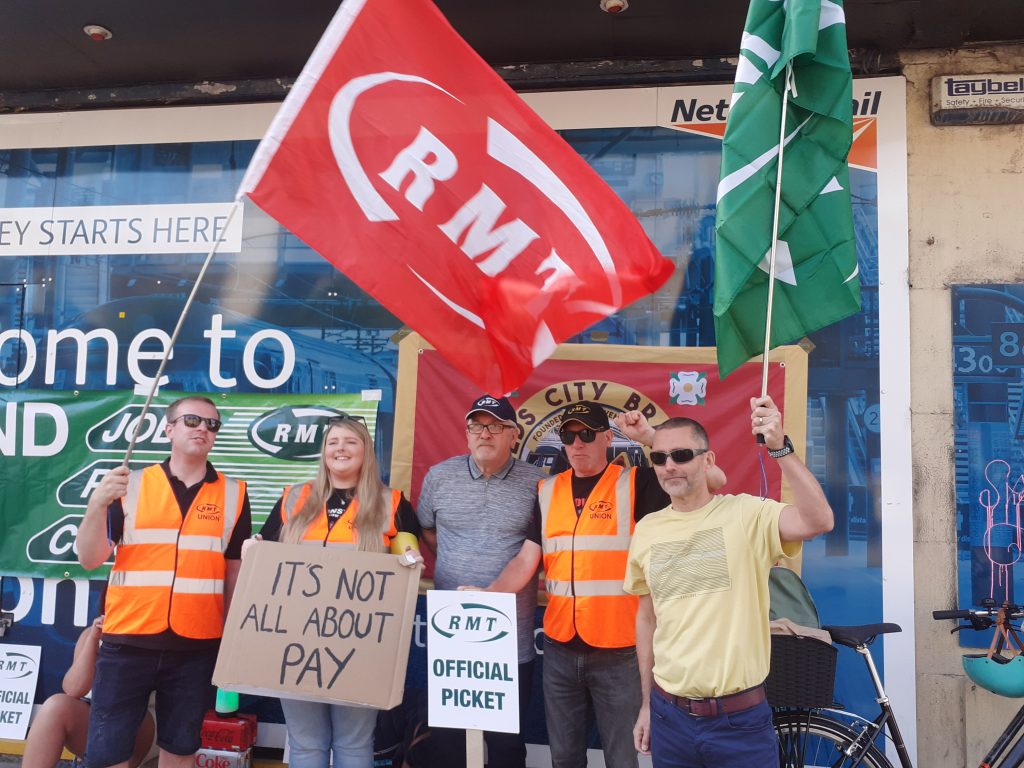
[214,543,420,709]
[426,590,519,733]
[0,644,41,739]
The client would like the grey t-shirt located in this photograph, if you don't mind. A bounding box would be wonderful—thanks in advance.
[418,454,546,663]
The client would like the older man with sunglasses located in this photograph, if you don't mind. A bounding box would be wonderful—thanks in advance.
[76,395,251,768]
[417,395,547,768]
[535,401,725,768]
[624,396,833,768]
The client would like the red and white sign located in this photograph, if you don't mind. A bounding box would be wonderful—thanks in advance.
[238,0,673,393]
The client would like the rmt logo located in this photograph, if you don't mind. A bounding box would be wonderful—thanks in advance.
[247,406,345,461]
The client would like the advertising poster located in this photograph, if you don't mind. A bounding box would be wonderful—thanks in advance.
[952,284,1024,641]
[0,77,910,754]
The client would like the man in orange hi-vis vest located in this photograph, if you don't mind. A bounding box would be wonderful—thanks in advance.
[76,396,252,768]
[535,401,725,768]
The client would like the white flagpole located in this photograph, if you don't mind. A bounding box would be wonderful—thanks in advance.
[122,201,242,465]
[760,62,797,404]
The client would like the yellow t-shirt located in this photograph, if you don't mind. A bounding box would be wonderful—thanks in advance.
[623,493,801,698]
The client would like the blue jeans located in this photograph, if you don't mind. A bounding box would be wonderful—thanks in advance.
[649,692,778,768]
[280,698,377,768]
[542,638,641,768]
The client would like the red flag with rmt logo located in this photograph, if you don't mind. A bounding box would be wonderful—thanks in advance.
[237,0,673,394]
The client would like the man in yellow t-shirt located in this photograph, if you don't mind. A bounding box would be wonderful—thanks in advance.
[623,395,833,768]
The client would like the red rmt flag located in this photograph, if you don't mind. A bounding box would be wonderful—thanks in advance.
[238,0,673,393]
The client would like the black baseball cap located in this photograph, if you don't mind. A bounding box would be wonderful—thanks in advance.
[466,395,517,424]
[560,401,610,431]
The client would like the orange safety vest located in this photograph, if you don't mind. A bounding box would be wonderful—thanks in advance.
[280,484,401,547]
[539,463,637,648]
[105,464,245,640]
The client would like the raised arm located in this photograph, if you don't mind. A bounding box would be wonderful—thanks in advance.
[751,396,834,542]
[615,411,727,491]
[77,466,128,570]
[615,411,656,447]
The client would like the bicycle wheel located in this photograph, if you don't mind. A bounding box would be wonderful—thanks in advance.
[774,710,895,768]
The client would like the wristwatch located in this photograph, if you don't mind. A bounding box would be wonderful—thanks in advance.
[767,435,795,459]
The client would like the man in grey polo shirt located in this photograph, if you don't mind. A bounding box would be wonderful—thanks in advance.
[418,394,545,768]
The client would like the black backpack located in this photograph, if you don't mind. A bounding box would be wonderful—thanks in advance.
[374,689,431,768]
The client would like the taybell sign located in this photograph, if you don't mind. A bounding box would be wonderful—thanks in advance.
[427,590,519,733]
[931,73,1024,126]
[237,0,673,394]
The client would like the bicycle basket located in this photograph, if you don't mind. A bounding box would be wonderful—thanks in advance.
[963,653,1024,698]
[765,633,837,708]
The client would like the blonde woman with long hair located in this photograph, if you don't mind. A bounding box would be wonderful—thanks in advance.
[247,414,421,768]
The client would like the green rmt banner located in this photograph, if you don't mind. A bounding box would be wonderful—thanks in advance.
[1,390,377,579]
[714,0,860,378]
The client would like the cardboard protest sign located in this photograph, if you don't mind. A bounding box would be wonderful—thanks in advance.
[214,543,421,709]
[427,590,519,733]
[0,644,41,739]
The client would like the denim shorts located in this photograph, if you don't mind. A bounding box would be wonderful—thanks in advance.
[86,642,218,768]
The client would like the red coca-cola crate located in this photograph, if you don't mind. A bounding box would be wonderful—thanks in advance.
[200,711,257,751]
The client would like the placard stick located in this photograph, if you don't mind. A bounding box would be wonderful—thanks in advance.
[466,729,484,768]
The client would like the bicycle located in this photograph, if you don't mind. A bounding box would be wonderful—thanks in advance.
[770,621,910,768]
[768,603,1024,767]
[932,602,1024,768]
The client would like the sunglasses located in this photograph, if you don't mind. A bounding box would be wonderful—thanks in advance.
[328,413,367,426]
[649,448,708,466]
[467,422,515,434]
[169,414,222,432]
[558,427,606,445]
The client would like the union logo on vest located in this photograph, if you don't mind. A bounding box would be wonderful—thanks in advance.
[196,503,223,521]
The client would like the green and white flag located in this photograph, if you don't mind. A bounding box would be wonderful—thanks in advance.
[713,0,860,378]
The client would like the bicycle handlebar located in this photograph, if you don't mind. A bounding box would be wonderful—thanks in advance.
[933,609,976,620]
[933,606,1024,636]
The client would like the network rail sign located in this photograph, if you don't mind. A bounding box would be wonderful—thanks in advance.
[426,590,519,733]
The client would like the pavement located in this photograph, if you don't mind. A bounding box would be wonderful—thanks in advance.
[0,757,154,768]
